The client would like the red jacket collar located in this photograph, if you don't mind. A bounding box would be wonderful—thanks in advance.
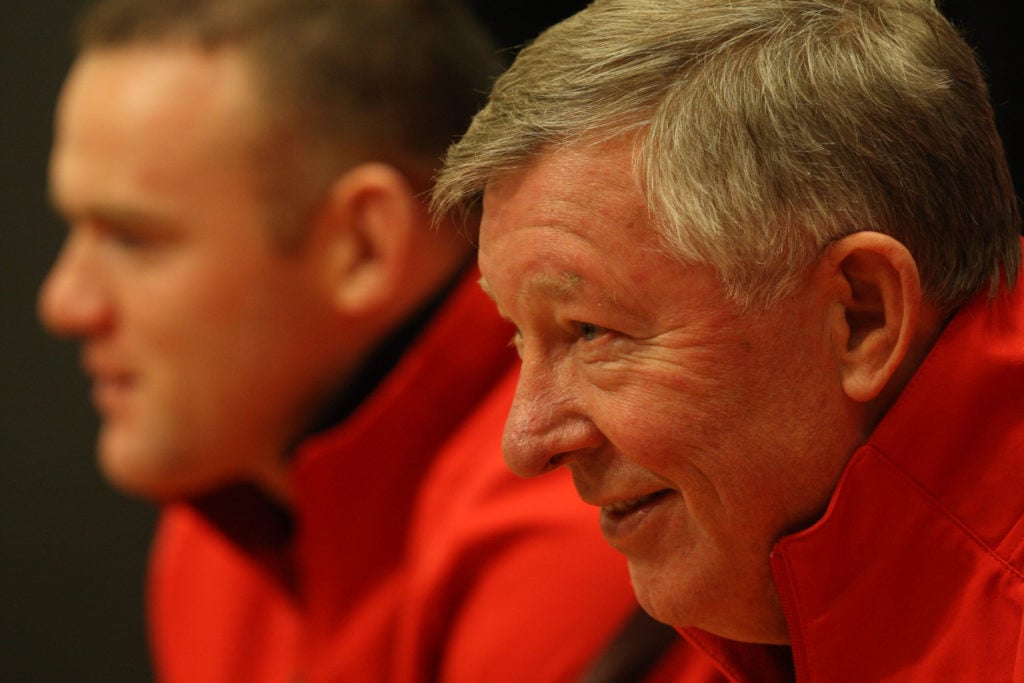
[683,267,1024,680]
[288,265,515,641]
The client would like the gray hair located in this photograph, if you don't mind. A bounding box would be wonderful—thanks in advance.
[433,0,1020,311]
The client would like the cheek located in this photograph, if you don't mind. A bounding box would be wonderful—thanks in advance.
[148,254,280,343]
[584,353,796,507]
[120,255,248,335]
[585,372,706,476]
[131,274,272,408]
[587,356,727,439]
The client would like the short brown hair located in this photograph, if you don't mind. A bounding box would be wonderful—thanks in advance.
[76,0,504,242]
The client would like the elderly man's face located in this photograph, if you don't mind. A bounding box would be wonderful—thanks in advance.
[478,140,859,643]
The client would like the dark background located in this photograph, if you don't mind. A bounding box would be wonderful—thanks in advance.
[1,2,1018,680]
[2,2,157,681]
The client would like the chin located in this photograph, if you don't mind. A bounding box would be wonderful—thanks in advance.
[96,432,204,502]
[627,556,690,628]
[628,557,791,645]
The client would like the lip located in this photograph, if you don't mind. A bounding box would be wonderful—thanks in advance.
[83,353,135,414]
[91,374,134,414]
[598,489,673,543]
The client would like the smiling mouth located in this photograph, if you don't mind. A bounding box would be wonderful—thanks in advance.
[599,489,674,544]
[601,490,672,517]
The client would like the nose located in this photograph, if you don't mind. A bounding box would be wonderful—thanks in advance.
[38,229,114,338]
[502,354,600,478]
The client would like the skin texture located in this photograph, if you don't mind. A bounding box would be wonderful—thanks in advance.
[40,44,471,503]
[477,139,936,643]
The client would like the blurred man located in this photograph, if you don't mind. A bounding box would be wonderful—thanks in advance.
[38,0,654,680]
[434,0,1024,679]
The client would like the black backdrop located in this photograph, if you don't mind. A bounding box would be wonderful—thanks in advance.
[1,2,1017,680]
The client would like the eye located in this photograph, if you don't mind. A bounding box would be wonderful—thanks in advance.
[95,217,175,253]
[577,322,606,342]
[108,228,152,250]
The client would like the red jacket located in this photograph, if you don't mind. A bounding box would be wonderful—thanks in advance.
[147,268,646,682]
[680,268,1024,680]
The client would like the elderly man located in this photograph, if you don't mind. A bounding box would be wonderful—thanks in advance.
[434,0,1024,679]
[37,0,665,680]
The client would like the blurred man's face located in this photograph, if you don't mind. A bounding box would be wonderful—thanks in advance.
[478,140,860,643]
[40,45,343,500]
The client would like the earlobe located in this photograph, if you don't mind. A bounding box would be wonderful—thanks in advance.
[318,163,421,316]
[822,232,923,403]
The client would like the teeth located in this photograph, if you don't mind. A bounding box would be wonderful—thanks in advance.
[603,491,661,514]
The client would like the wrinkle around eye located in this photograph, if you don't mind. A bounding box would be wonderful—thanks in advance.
[572,324,632,368]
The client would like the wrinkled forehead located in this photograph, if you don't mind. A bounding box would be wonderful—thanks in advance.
[477,142,682,312]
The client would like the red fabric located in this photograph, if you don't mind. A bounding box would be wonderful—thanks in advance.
[644,640,732,683]
[681,255,1024,681]
[147,269,644,682]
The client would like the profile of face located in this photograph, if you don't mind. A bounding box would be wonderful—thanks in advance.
[40,45,347,501]
[478,140,866,643]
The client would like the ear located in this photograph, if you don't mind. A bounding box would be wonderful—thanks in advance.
[819,232,923,403]
[314,162,424,316]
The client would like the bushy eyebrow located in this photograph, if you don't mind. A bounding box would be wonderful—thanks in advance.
[478,271,584,305]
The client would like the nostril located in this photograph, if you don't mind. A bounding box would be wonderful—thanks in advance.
[501,421,580,478]
[544,452,568,473]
